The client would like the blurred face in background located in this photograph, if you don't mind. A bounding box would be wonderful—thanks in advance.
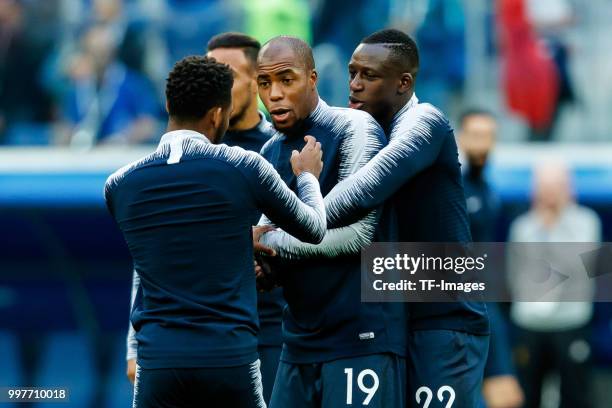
[82,25,117,73]
[0,0,23,28]
[207,47,258,129]
[533,162,573,214]
[458,113,497,170]
[93,0,122,23]
[257,43,318,132]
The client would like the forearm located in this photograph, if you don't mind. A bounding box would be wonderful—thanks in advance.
[259,171,326,244]
[260,211,377,260]
[326,106,447,227]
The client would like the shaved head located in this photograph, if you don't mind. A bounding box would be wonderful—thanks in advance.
[256,36,319,133]
[259,36,315,71]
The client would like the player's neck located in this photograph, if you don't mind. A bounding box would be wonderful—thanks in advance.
[229,106,261,132]
[166,119,213,142]
[381,93,413,131]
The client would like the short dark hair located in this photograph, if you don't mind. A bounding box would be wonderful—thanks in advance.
[261,36,315,70]
[207,32,261,67]
[362,29,419,76]
[459,108,495,127]
[165,55,233,121]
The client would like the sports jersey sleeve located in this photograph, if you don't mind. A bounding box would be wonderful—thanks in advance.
[325,104,450,227]
[258,111,385,259]
[245,153,326,244]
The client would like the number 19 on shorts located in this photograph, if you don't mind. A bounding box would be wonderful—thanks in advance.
[344,368,379,405]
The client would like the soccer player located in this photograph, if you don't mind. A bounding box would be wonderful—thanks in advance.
[105,55,327,407]
[207,33,275,152]
[322,29,490,407]
[255,36,407,408]
[125,32,283,404]
[207,32,284,404]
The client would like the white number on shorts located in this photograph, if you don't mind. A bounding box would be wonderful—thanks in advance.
[344,368,354,405]
[437,385,456,408]
[415,386,456,407]
[416,386,433,408]
[344,368,380,405]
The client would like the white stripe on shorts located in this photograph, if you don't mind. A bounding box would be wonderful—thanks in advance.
[132,363,141,408]
[249,359,267,408]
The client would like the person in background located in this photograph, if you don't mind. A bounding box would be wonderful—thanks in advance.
[526,0,576,141]
[0,0,56,144]
[458,109,524,408]
[61,24,160,147]
[508,162,600,408]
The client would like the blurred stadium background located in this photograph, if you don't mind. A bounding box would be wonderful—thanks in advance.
[1,0,612,407]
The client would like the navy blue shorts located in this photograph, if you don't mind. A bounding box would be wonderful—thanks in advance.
[406,330,489,408]
[270,353,405,408]
[259,345,281,405]
[133,360,266,408]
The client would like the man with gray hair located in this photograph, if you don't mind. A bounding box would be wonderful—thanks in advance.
[509,161,600,408]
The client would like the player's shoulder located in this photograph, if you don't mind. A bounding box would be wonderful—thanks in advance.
[213,143,273,175]
[205,142,267,169]
[409,102,449,126]
[323,104,385,145]
[104,148,169,198]
[392,102,451,138]
[328,104,379,126]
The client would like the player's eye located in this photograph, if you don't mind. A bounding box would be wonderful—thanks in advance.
[349,70,356,79]
[364,72,377,80]
[258,80,270,88]
[281,78,293,85]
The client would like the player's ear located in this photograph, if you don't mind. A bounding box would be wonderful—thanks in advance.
[309,69,318,89]
[250,74,258,96]
[165,100,170,114]
[398,72,414,95]
[211,106,223,128]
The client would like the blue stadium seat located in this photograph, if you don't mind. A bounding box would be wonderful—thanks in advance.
[0,330,23,408]
[103,333,134,408]
[32,332,96,408]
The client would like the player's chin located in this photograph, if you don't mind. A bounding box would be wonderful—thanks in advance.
[271,117,296,131]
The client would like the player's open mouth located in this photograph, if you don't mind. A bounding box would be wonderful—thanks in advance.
[348,97,364,109]
[270,108,292,122]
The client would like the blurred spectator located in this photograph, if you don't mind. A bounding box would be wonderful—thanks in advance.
[458,109,524,408]
[508,162,600,408]
[310,0,393,106]
[163,0,238,63]
[497,0,560,141]
[0,0,56,144]
[527,0,577,141]
[415,0,466,115]
[459,109,501,242]
[59,24,160,147]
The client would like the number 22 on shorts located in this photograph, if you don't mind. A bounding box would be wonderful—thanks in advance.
[344,368,379,405]
[416,385,456,408]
